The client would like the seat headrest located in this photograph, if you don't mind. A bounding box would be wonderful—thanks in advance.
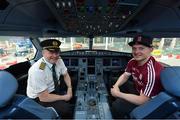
[0,71,18,108]
[160,67,180,97]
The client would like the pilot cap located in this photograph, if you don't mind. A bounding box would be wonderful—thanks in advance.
[40,39,61,52]
[128,35,153,47]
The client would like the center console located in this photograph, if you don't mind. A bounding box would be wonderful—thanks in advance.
[74,58,112,119]
[61,50,131,119]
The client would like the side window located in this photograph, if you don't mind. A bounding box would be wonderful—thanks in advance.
[152,38,180,66]
[0,36,36,69]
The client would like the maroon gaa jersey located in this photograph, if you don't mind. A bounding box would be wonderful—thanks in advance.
[125,56,164,97]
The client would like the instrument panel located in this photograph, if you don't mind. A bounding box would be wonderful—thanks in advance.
[61,50,131,57]
[61,50,132,119]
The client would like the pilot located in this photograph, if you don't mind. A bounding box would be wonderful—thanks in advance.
[26,39,73,118]
[111,35,164,118]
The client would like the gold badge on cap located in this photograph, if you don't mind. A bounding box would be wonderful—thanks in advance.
[137,36,142,42]
[52,41,58,46]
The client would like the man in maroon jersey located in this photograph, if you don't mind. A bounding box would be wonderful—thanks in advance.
[111,35,164,118]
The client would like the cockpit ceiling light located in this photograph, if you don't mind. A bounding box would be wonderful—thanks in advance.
[81,16,84,19]
[122,15,126,19]
[115,24,119,28]
[62,2,65,7]
[109,22,112,26]
[56,2,60,8]
[68,2,71,7]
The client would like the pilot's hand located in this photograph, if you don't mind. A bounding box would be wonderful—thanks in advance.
[63,94,72,101]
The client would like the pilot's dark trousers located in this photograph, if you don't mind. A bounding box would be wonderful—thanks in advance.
[111,81,139,119]
[38,100,73,119]
[34,91,74,119]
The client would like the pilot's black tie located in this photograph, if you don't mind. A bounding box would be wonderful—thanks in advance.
[52,64,59,93]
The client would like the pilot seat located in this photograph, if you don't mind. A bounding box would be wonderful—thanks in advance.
[0,70,59,119]
[130,67,180,119]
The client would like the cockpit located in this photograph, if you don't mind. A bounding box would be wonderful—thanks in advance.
[0,0,180,119]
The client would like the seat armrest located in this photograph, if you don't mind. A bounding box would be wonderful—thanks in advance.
[47,107,60,119]
[130,92,172,119]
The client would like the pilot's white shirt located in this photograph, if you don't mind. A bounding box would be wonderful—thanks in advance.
[27,57,67,98]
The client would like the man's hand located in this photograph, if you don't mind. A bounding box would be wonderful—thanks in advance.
[111,86,121,98]
[63,94,72,101]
